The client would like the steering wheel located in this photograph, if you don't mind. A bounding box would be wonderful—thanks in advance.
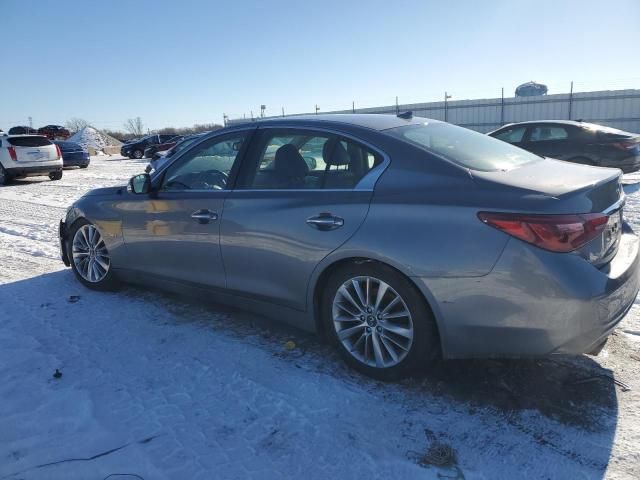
[191,170,228,190]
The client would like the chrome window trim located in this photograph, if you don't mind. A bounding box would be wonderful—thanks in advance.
[237,125,391,192]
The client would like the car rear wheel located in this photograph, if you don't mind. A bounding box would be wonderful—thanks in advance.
[0,165,11,185]
[67,219,118,290]
[133,149,143,159]
[323,262,439,380]
[49,171,62,180]
[80,164,88,169]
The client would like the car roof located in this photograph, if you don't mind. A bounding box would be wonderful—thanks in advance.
[499,120,588,128]
[232,113,436,131]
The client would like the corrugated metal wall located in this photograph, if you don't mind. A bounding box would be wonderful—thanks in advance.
[229,89,640,133]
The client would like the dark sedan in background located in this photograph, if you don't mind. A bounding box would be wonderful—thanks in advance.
[143,135,183,159]
[121,134,176,159]
[489,120,640,172]
[54,141,90,168]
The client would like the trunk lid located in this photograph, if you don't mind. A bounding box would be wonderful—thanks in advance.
[472,158,624,266]
[7,136,58,163]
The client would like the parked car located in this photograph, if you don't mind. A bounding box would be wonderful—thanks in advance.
[38,125,71,140]
[143,136,183,159]
[8,126,37,135]
[120,134,176,159]
[59,114,639,380]
[54,140,90,168]
[1,134,63,184]
[489,120,640,173]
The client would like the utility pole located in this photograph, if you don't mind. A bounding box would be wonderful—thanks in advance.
[395,96,399,114]
[500,88,504,124]
[315,105,320,115]
[223,113,228,127]
[28,116,33,128]
[260,105,266,118]
[568,81,574,120]
[282,107,285,117]
[444,92,452,122]
[352,101,355,113]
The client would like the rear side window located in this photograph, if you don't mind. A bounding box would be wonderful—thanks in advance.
[388,122,539,172]
[529,126,568,142]
[8,136,52,147]
[493,126,526,143]
[238,129,382,189]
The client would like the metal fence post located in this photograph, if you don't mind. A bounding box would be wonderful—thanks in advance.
[500,88,504,124]
[395,96,399,115]
[352,101,355,113]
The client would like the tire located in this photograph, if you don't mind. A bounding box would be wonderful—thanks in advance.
[133,149,143,159]
[49,171,63,181]
[80,165,88,169]
[66,219,119,291]
[0,165,11,185]
[322,262,440,380]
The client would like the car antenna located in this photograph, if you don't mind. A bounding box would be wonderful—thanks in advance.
[397,111,413,120]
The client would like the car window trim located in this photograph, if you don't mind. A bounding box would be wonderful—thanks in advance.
[235,125,390,192]
[151,126,257,192]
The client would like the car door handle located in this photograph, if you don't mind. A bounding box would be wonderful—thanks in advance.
[191,209,218,224]
[306,214,344,231]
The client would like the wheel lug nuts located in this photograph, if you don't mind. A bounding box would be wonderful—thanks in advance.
[367,307,372,313]
[366,327,372,333]
[376,326,382,333]
[360,315,365,321]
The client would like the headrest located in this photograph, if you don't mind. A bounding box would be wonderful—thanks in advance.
[274,144,308,178]
[322,139,351,166]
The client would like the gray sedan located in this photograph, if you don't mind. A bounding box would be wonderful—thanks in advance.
[58,114,640,379]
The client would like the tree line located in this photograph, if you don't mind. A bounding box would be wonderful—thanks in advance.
[65,117,223,142]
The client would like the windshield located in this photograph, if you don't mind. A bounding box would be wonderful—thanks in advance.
[387,121,540,171]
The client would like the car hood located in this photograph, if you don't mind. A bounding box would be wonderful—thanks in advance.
[82,186,125,197]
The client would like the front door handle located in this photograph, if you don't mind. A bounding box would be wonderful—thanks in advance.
[191,209,218,224]
[306,213,344,231]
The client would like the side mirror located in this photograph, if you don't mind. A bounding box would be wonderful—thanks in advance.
[129,173,151,194]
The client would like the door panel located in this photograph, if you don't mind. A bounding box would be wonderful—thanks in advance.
[118,192,227,287]
[220,190,372,310]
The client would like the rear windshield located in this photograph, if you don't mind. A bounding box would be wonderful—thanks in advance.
[8,136,52,147]
[55,141,82,150]
[387,122,540,171]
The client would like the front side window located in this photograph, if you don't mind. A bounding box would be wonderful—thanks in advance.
[493,126,526,144]
[529,126,568,142]
[387,121,540,172]
[161,133,246,191]
[238,129,382,190]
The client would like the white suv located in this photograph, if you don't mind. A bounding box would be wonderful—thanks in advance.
[0,134,63,185]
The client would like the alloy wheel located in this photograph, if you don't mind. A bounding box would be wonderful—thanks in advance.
[332,276,414,368]
[72,224,110,283]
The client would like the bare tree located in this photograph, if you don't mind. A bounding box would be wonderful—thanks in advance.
[65,117,90,133]
[123,117,144,136]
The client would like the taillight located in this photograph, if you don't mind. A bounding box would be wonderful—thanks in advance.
[7,146,17,161]
[478,212,609,253]
[55,144,62,160]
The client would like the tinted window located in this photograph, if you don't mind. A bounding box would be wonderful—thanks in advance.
[55,141,83,150]
[388,122,539,171]
[8,136,52,147]
[161,133,247,191]
[493,126,526,143]
[239,129,382,189]
[529,126,568,142]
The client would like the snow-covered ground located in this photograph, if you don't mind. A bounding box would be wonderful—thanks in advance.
[1,157,639,479]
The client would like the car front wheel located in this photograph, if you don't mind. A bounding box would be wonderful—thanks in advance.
[323,262,439,380]
[133,149,143,159]
[67,219,118,290]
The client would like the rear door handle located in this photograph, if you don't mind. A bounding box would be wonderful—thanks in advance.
[191,209,218,224]
[306,214,344,231]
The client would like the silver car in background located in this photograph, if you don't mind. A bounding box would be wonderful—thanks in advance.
[59,114,639,379]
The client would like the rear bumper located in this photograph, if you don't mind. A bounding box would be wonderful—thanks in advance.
[63,155,90,167]
[602,155,640,173]
[6,164,63,177]
[418,224,640,359]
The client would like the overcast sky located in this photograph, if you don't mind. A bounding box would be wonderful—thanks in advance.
[1,0,639,131]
